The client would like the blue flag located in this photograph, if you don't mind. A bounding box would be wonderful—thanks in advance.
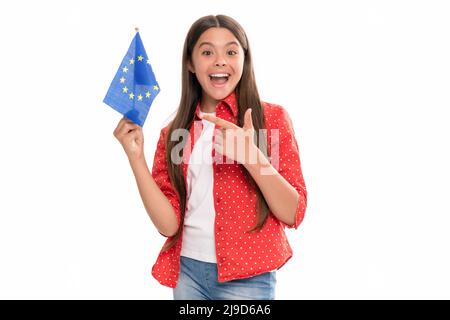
[103,31,160,127]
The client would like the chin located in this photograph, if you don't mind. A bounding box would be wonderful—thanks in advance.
[207,87,235,101]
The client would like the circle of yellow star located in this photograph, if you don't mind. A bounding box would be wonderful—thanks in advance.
[145,91,151,98]
[137,94,143,101]
[122,66,128,73]
[120,77,126,83]
[153,85,159,91]
[122,86,128,93]
[129,58,135,65]
[138,55,144,61]
[129,92,134,99]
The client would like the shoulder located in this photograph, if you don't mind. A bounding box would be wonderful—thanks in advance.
[158,119,175,140]
[261,101,293,128]
[153,121,173,153]
[262,101,284,113]
[161,121,172,135]
[157,107,179,138]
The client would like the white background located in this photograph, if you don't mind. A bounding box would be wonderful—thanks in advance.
[0,0,449,299]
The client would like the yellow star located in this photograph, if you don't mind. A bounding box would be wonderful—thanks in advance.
[122,66,128,73]
[122,86,128,93]
[129,92,134,99]
[129,58,134,65]
[120,77,126,83]
[137,94,143,101]
[145,91,151,98]
[153,85,159,91]
[138,55,144,61]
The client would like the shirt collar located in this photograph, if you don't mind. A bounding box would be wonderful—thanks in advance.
[194,91,238,120]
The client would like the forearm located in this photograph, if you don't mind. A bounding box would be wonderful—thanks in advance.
[128,155,178,237]
[243,147,299,226]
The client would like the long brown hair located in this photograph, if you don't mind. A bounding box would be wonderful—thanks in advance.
[163,15,270,251]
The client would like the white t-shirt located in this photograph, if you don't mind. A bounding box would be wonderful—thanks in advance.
[180,110,217,263]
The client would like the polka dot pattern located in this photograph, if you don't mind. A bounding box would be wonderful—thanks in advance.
[150,92,307,288]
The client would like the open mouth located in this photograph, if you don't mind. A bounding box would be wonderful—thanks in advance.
[209,73,230,87]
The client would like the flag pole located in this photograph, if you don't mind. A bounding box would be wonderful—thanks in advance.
[135,27,139,32]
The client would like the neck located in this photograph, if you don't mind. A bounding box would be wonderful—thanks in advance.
[200,95,219,113]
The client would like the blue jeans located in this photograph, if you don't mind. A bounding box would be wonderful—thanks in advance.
[173,256,276,300]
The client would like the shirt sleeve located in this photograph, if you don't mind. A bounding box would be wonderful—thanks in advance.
[272,106,308,229]
[151,127,182,237]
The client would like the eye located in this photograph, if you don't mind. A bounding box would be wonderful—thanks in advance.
[202,50,212,56]
[227,50,237,56]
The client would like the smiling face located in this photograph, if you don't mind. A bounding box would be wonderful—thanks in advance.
[189,27,245,111]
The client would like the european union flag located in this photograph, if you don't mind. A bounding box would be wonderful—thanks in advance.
[103,30,160,127]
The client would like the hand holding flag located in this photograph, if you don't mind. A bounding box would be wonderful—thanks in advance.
[113,116,144,160]
[104,28,160,127]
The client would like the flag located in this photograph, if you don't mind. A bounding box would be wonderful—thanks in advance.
[103,30,160,127]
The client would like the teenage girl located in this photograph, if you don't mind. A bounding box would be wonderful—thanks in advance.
[113,14,307,300]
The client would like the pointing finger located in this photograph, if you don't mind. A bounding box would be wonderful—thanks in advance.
[243,108,254,130]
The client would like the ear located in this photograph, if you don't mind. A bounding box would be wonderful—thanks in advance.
[188,61,195,74]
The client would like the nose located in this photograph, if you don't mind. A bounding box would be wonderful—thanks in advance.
[214,54,227,67]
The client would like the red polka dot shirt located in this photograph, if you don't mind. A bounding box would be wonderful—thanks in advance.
[150,91,307,288]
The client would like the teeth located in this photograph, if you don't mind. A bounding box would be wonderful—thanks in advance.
[209,73,230,78]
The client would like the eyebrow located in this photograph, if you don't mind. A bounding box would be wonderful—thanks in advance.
[198,41,240,48]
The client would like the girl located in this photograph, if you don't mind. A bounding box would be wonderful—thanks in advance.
[113,15,307,300]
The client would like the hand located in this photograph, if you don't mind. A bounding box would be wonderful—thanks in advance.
[113,116,144,161]
[200,109,258,165]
